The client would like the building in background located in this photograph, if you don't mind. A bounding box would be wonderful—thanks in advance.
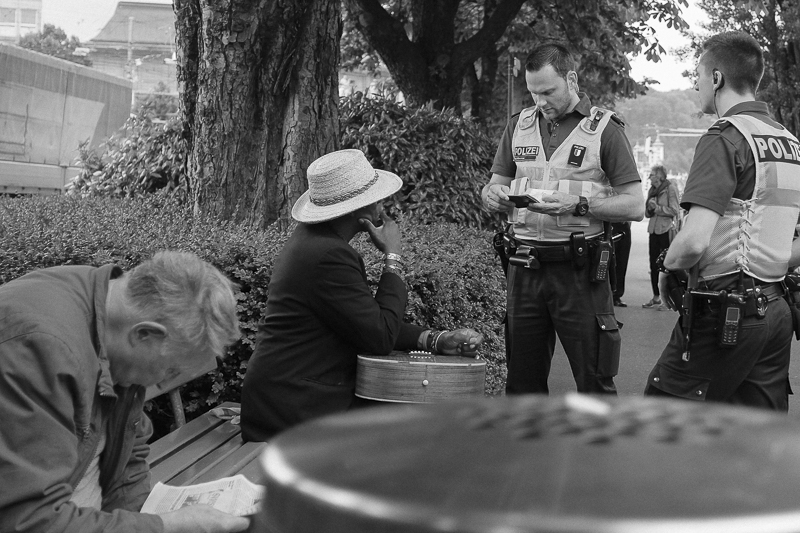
[86,0,175,103]
[633,135,665,176]
[0,0,41,43]
[0,43,132,194]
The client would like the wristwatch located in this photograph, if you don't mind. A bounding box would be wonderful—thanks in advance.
[574,196,589,216]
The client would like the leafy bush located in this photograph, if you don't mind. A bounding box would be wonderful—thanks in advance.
[67,110,188,200]
[340,93,500,228]
[70,94,502,229]
[0,196,507,436]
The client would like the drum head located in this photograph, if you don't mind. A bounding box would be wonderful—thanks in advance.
[258,394,800,533]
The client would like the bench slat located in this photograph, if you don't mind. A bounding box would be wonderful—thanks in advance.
[192,441,268,485]
[166,434,247,486]
[148,402,239,466]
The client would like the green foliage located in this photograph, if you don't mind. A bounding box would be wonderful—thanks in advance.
[134,81,180,121]
[19,23,91,67]
[70,93,500,230]
[340,93,500,229]
[0,196,507,434]
[67,109,188,200]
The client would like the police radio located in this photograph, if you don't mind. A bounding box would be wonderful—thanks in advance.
[590,241,613,282]
[719,296,743,347]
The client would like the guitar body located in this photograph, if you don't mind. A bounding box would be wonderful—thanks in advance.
[356,351,486,403]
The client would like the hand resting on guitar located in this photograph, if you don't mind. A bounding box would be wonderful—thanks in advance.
[429,328,483,357]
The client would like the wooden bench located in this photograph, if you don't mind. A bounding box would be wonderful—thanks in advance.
[144,357,268,488]
[146,401,267,489]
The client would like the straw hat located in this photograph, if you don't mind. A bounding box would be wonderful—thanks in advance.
[292,149,403,223]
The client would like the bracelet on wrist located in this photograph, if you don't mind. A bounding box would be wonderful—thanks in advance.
[383,264,404,277]
[431,330,445,354]
[425,330,442,353]
[418,330,432,351]
[385,253,403,264]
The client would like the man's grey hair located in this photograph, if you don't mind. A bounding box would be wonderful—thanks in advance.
[124,251,240,357]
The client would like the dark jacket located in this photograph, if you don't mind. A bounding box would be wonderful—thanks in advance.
[0,265,162,533]
[241,223,425,441]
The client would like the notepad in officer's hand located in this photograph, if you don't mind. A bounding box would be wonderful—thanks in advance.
[507,188,553,208]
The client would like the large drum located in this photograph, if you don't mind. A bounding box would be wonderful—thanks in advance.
[256,394,800,533]
[355,351,486,403]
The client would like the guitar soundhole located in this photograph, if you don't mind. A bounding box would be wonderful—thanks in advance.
[465,402,738,446]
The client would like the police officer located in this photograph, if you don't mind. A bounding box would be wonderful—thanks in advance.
[482,43,643,395]
[644,31,800,411]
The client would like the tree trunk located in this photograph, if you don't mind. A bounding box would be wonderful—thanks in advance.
[175,0,341,229]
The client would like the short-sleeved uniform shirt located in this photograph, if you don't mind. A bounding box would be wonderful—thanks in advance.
[491,94,641,189]
[681,101,781,214]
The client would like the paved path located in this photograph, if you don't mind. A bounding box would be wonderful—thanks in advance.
[545,220,800,413]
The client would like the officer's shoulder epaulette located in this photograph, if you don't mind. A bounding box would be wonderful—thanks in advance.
[706,118,732,135]
[609,113,625,127]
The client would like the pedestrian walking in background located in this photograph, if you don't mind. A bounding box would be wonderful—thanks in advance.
[643,165,680,309]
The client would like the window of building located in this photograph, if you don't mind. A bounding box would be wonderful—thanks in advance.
[20,9,36,25]
[0,9,15,24]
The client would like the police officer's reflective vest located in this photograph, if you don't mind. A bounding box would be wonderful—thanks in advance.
[508,105,616,242]
[698,114,800,282]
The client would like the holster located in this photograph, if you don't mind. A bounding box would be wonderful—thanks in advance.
[783,273,800,340]
[492,228,516,275]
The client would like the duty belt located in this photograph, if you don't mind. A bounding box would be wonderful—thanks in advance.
[508,234,604,269]
[695,281,785,318]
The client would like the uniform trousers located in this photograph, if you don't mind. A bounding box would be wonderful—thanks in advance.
[644,296,792,411]
[505,258,619,395]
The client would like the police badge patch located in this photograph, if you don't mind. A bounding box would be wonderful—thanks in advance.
[514,146,539,161]
[568,145,586,167]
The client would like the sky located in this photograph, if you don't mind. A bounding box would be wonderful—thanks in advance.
[43,0,705,92]
[628,1,709,92]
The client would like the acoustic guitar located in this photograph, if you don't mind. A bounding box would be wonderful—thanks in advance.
[356,351,486,403]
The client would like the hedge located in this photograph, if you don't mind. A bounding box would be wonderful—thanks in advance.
[0,196,507,436]
[339,93,499,228]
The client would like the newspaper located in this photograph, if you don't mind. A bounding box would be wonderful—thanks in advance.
[141,474,265,516]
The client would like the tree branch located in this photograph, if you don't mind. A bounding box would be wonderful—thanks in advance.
[451,0,526,69]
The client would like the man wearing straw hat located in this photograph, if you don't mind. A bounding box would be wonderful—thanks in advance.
[241,149,484,442]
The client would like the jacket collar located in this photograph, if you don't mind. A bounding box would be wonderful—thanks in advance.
[94,264,123,398]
